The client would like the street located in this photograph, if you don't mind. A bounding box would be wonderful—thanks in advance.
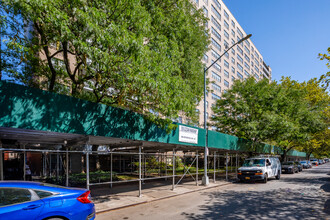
[96,163,330,220]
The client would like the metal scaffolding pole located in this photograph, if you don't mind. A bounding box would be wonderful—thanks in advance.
[230,154,233,172]
[172,149,175,191]
[23,145,26,181]
[110,151,113,188]
[86,151,90,190]
[214,152,216,183]
[66,148,69,187]
[42,153,46,177]
[56,151,60,182]
[236,153,238,177]
[49,153,52,177]
[196,151,198,186]
[138,146,142,197]
[226,152,228,181]
[165,152,168,181]
[0,149,3,181]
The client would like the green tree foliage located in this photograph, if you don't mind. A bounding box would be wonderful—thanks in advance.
[211,77,328,161]
[0,3,27,80]
[211,77,279,153]
[2,0,209,130]
[318,47,330,90]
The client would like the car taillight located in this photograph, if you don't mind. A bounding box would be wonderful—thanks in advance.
[77,191,92,204]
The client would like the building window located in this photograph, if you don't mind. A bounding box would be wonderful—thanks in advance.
[237,28,243,38]
[254,73,259,79]
[254,51,259,59]
[212,49,220,59]
[231,57,235,64]
[211,27,221,41]
[203,6,208,17]
[212,83,221,93]
[212,93,221,100]
[231,20,235,28]
[231,66,235,74]
[211,16,221,32]
[244,62,250,70]
[231,76,235,82]
[224,40,229,49]
[224,69,229,78]
[203,54,208,62]
[213,0,221,10]
[244,54,250,62]
[211,5,221,20]
[237,46,243,55]
[224,30,229,39]
[224,10,229,20]
[244,70,250,76]
[224,52,229,59]
[255,66,259,73]
[231,29,235,37]
[224,60,229,68]
[255,58,259,66]
[237,63,243,72]
[224,20,229,29]
[244,45,250,55]
[211,38,221,51]
[212,60,221,72]
[237,54,243,63]
[245,40,250,47]
[203,0,208,5]
[212,71,221,82]
[224,80,229,87]
[231,48,235,55]
[237,71,243,79]
[251,47,254,53]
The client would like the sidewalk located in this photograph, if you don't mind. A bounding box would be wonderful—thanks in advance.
[91,179,233,214]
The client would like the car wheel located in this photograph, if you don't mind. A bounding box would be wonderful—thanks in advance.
[276,171,280,180]
[263,174,268,183]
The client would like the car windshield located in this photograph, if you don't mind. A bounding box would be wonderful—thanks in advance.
[282,162,294,165]
[300,161,307,164]
[242,159,265,167]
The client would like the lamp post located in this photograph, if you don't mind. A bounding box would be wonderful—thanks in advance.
[202,34,252,186]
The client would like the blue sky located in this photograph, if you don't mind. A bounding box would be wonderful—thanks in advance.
[222,0,330,83]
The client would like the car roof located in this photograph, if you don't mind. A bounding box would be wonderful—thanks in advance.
[0,181,86,194]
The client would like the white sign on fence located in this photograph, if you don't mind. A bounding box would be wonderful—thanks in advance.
[178,125,198,144]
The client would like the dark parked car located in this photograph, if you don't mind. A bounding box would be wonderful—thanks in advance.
[300,160,312,169]
[294,161,303,172]
[282,161,299,174]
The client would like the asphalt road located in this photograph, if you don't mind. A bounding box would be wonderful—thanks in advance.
[96,163,330,220]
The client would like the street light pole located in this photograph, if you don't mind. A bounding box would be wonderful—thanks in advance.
[202,34,252,186]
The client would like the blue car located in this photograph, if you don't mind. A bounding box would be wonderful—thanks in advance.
[0,181,95,220]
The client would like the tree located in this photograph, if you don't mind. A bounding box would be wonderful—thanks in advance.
[0,3,27,81]
[2,0,209,130]
[318,47,330,90]
[294,78,330,159]
[211,77,280,153]
[211,77,326,161]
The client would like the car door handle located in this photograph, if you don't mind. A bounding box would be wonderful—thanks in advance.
[22,204,42,210]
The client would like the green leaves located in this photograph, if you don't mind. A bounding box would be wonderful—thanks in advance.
[2,0,209,129]
[211,76,329,159]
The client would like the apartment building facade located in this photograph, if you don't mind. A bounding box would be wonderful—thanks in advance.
[193,0,272,127]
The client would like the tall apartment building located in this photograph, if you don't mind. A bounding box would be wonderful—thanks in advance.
[193,0,272,127]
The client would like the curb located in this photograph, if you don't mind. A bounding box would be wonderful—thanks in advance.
[95,181,233,215]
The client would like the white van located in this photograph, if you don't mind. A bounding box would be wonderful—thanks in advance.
[237,157,281,183]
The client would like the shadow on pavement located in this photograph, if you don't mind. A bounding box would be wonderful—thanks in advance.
[181,187,328,220]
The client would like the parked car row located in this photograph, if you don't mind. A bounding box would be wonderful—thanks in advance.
[237,156,329,183]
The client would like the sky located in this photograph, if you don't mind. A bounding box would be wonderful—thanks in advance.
[222,0,330,83]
